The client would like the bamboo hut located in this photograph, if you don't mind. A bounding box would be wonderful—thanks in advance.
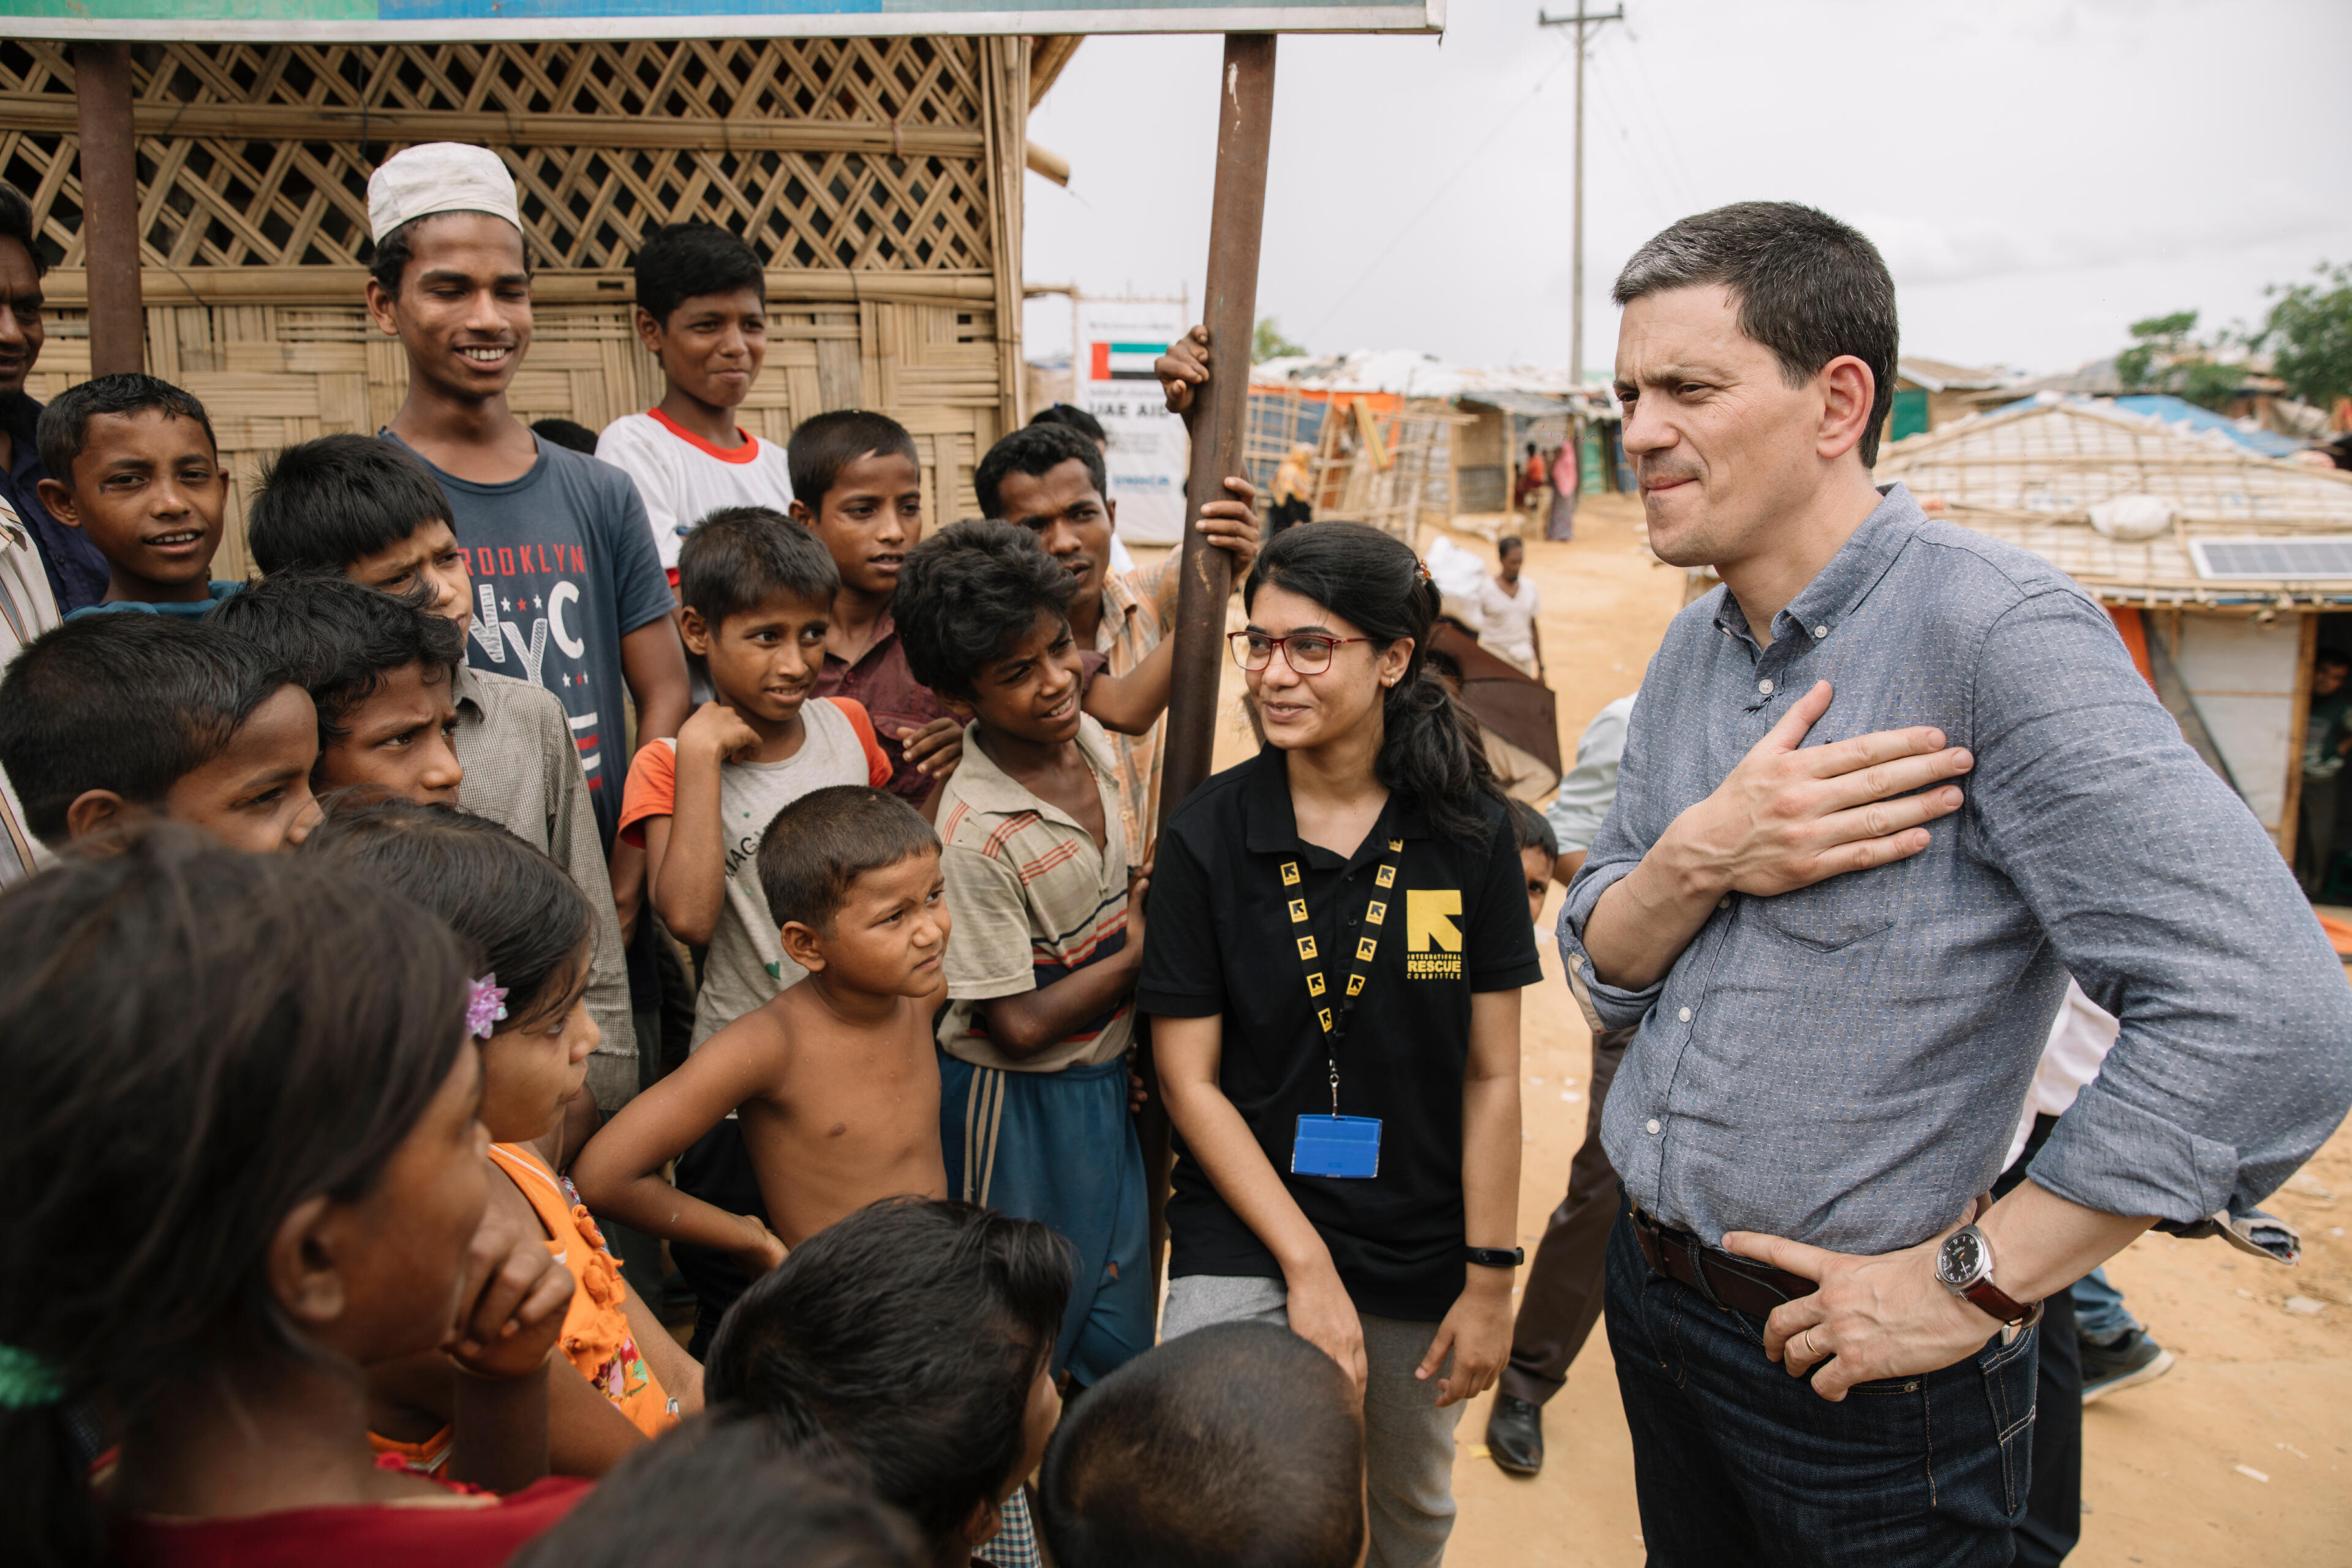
[1876,395,2352,856]
[1243,351,1624,544]
[0,36,1048,578]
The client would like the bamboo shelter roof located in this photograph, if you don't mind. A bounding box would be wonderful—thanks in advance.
[1875,396,2352,607]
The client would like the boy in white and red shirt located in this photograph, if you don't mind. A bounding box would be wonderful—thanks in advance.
[618,507,889,1046]
[597,222,794,584]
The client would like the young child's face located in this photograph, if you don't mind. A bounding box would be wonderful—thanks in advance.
[789,846,949,997]
[475,949,597,1144]
[349,518,474,638]
[1520,845,1556,927]
[957,609,1084,748]
[992,458,1117,607]
[311,1041,492,1365]
[43,411,227,597]
[365,213,532,405]
[684,589,829,725]
[144,682,323,853]
[642,287,766,412]
[318,659,463,806]
[794,450,924,600]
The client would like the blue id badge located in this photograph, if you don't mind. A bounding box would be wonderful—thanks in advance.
[1291,1114,1382,1178]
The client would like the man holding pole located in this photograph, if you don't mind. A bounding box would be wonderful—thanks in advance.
[1562,201,2352,1564]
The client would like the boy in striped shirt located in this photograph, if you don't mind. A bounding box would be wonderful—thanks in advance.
[894,518,1155,1390]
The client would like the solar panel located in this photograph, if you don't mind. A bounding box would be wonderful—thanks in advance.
[2188,537,2352,581]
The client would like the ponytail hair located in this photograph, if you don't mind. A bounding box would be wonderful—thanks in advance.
[1244,521,1507,845]
[0,829,471,1568]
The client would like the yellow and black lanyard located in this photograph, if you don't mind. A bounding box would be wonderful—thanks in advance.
[1282,839,1404,1180]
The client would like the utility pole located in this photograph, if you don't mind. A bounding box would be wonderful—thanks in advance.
[1538,6,1621,388]
[1145,32,1278,1302]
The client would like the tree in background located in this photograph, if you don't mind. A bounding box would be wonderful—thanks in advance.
[1253,317,1308,363]
[2259,262,2352,413]
[2114,311,2245,411]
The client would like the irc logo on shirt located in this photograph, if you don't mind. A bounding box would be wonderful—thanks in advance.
[1406,889,1463,979]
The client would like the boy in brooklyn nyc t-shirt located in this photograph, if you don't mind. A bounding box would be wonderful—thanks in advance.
[364,141,690,848]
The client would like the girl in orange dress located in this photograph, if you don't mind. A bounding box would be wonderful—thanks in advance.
[314,801,702,1478]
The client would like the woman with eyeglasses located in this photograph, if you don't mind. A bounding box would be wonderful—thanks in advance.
[1137,520,1540,1568]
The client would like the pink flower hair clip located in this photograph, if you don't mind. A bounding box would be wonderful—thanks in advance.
[466,974,510,1039]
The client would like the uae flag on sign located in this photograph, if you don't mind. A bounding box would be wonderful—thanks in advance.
[1090,341,1165,381]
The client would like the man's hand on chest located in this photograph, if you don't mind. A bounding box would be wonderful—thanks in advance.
[1666,678,1975,901]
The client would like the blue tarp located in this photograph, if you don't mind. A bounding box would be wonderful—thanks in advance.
[2112,394,2307,459]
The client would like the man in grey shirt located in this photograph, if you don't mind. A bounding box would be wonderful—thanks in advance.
[1560,202,2352,1565]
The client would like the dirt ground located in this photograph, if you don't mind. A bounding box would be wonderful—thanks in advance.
[1171,494,2352,1564]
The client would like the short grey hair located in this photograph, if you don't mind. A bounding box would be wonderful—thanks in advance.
[1614,202,1898,466]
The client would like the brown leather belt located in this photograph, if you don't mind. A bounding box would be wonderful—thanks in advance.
[1630,1204,1816,1319]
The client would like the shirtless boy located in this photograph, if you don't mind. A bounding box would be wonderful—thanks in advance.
[572,785,951,1327]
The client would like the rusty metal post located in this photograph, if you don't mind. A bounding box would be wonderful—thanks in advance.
[73,42,145,377]
[1140,32,1277,1304]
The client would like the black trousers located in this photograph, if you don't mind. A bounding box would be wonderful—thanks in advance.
[1498,1025,1635,1405]
[2016,1286,2082,1565]
[1999,1112,2082,1565]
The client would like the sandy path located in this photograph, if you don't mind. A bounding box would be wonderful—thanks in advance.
[1184,496,2352,1564]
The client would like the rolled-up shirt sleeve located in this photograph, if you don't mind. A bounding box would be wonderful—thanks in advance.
[1970,587,2352,1222]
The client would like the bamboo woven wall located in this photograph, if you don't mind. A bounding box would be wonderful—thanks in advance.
[0,36,1030,580]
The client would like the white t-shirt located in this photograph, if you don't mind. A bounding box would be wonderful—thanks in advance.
[1477,573,1542,671]
[616,699,891,1048]
[594,410,796,571]
[2003,979,2120,1168]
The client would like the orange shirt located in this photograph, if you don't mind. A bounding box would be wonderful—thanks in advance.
[369,1145,677,1475]
[487,1142,678,1439]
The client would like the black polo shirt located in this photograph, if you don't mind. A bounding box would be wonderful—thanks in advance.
[1137,745,1542,1321]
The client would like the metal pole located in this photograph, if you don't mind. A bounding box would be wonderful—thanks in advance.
[1571,16,1585,388]
[1142,31,1277,1303]
[1539,7,1621,390]
[72,42,145,377]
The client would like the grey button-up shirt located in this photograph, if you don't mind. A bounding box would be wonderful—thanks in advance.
[1561,484,2352,1255]
[452,663,639,1112]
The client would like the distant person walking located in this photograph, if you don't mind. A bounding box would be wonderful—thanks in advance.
[1485,692,1636,1477]
[1476,537,1542,680]
[1517,443,1548,524]
[1272,442,1316,531]
[1545,442,1578,542]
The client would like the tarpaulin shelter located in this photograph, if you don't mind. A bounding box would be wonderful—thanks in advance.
[1876,394,2352,854]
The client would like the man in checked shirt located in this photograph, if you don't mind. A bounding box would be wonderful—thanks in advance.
[1558,202,2352,1567]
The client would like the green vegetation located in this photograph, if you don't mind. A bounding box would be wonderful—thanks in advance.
[2259,262,2352,412]
[1252,317,1308,363]
[2114,311,2245,410]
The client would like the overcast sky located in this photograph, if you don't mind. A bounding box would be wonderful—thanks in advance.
[1020,0,2352,382]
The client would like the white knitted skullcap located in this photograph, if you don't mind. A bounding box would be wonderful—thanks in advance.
[368,142,522,244]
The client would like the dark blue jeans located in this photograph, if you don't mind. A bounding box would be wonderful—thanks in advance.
[1604,1205,2037,1567]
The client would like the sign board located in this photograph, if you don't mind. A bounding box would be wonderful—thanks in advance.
[1,0,1442,43]
[1075,296,1192,548]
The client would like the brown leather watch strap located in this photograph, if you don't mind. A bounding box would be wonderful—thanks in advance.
[1961,1276,2040,1326]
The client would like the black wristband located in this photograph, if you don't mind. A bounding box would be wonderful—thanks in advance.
[1464,1246,1525,1269]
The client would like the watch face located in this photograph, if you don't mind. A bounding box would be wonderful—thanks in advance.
[1938,1229,1985,1287]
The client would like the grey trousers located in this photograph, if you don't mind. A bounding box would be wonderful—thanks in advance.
[1163,1274,1463,1568]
